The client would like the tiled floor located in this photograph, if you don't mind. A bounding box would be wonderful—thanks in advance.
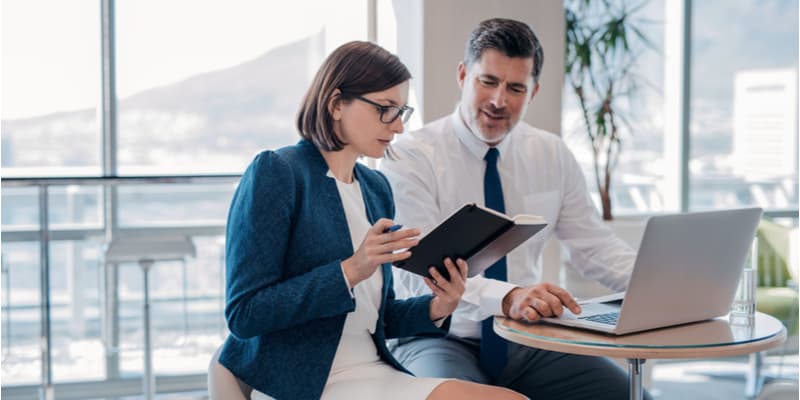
[650,354,798,399]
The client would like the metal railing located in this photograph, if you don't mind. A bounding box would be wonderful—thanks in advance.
[1,175,239,400]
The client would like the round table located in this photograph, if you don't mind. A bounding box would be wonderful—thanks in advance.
[494,312,786,400]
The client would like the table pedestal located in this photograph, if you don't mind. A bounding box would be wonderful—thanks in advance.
[628,358,645,400]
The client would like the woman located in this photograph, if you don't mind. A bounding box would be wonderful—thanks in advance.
[218,41,525,400]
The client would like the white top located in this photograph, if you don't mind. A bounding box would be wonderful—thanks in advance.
[328,171,383,372]
[379,109,636,339]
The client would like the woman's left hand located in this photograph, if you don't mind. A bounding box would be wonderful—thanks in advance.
[425,258,468,321]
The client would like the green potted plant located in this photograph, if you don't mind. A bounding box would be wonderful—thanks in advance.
[564,0,655,220]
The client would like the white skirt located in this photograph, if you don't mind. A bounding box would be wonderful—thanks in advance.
[251,361,449,400]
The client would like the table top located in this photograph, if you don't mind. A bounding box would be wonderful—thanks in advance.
[494,312,787,359]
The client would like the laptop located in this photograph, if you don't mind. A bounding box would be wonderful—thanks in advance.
[543,208,763,335]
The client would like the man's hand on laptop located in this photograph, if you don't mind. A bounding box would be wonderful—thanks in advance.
[501,283,582,322]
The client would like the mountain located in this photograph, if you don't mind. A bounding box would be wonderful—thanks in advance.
[2,33,323,172]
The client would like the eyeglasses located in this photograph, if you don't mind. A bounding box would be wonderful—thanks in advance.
[346,94,414,124]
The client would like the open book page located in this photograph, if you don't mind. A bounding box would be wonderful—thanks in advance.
[475,203,546,225]
[513,214,546,224]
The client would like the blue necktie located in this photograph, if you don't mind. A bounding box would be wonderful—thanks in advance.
[480,147,508,381]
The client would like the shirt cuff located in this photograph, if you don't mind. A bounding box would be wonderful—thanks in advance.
[432,317,446,328]
[340,263,354,298]
[481,279,518,316]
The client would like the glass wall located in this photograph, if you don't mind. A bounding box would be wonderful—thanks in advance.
[48,239,105,383]
[1,0,370,397]
[562,0,667,215]
[689,0,798,211]
[114,0,367,175]
[562,0,799,216]
[1,242,42,385]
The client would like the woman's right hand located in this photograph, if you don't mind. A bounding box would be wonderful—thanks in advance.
[342,218,420,286]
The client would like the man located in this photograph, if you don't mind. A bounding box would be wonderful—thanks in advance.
[380,18,652,399]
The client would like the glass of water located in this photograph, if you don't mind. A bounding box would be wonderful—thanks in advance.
[730,237,758,325]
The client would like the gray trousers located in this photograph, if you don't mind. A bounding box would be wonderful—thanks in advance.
[391,336,653,400]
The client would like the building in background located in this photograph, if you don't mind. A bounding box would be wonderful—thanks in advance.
[733,68,798,181]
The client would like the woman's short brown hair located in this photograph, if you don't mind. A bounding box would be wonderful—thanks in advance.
[297,41,411,151]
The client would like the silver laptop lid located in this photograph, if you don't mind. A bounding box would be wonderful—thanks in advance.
[614,207,763,334]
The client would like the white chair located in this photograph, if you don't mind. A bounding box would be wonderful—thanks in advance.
[208,345,252,400]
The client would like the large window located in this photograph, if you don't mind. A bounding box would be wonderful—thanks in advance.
[2,0,369,178]
[689,0,798,211]
[562,0,667,215]
[114,0,367,175]
[1,0,371,396]
[562,0,798,216]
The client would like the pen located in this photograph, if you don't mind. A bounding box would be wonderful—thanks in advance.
[384,224,402,233]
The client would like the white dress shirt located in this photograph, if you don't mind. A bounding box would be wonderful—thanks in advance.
[379,109,636,339]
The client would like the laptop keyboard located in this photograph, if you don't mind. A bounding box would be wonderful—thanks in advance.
[578,312,619,325]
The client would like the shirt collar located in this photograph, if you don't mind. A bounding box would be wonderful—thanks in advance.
[450,106,513,162]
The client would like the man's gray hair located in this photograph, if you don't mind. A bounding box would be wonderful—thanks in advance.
[464,18,544,84]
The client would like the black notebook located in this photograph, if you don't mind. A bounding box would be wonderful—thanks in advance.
[393,203,547,280]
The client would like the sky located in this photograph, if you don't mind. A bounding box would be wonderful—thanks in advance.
[1,0,366,119]
[2,0,797,121]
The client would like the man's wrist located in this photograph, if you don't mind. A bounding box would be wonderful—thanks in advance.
[502,287,521,316]
[480,278,519,317]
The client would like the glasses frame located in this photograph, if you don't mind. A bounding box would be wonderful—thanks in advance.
[344,93,414,124]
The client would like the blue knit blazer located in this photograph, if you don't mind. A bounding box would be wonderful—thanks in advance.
[219,140,449,399]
